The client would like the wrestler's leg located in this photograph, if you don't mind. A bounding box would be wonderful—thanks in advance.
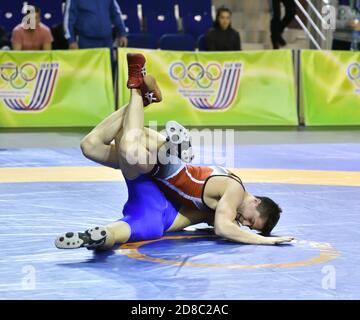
[80,106,166,170]
[97,209,211,251]
[116,89,156,178]
[166,207,214,232]
[96,174,176,250]
[80,105,128,169]
[77,96,157,249]
[94,221,131,250]
[97,206,212,250]
[54,194,212,251]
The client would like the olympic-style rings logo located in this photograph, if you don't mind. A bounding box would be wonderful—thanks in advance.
[0,61,59,112]
[169,62,222,89]
[347,62,360,90]
[0,62,38,90]
[168,60,242,110]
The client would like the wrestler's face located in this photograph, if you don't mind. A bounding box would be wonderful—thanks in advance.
[238,198,265,231]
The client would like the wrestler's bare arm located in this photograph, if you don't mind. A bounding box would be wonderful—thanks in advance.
[213,182,293,245]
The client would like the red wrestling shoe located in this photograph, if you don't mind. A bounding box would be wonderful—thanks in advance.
[127,53,146,89]
[141,75,162,107]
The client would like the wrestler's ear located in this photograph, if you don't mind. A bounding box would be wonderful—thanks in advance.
[254,197,261,205]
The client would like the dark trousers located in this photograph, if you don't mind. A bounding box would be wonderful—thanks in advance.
[78,35,116,81]
[270,0,296,45]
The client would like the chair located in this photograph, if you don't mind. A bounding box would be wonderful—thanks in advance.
[140,0,176,17]
[159,33,195,51]
[0,0,24,34]
[116,0,141,33]
[182,12,212,39]
[178,0,212,17]
[145,13,178,39]
[197,33,207,51]
[121,13,141,33]
[127,33,157,48]
[116,0,138,14]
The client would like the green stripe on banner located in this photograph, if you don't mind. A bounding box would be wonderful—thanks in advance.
[118,49,298,126]
[0,49,114,127]
[301,50,360,126]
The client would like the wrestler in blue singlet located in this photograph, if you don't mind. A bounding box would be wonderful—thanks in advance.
[119,174,181,242]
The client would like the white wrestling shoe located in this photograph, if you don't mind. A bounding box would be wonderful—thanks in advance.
[55,226,108,250]
[165,120,194,163]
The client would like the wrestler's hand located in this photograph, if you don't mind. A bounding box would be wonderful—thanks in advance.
[69,42,79,50]
[265,236,295,245]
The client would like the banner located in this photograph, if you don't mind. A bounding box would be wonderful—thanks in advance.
[118,49,298,126]
[301,50,360,125]
[0,49,114,127]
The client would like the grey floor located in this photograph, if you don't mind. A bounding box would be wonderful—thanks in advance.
[1,127,360,148]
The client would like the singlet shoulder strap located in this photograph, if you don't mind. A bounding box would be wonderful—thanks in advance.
[201,170,246,212]
[226,171,245,191]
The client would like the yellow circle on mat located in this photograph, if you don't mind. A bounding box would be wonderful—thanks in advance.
[118,235,341,269]
[1,166,360,186]
[0,166,346,268]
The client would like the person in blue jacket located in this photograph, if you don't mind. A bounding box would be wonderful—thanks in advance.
[64,0,128,50]
[63,0,128,77]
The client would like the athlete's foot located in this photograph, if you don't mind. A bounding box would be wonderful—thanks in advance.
[127,53,146,89]
[141,75,162,107]
[54,226,108,250]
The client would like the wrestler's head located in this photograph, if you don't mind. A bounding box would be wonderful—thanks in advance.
[237,195,281,235]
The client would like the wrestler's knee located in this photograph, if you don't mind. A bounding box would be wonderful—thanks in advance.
[119,134,149,167]
[121,129,144,146]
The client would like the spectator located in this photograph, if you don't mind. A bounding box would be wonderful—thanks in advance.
[11,6,53,50]
[63,0,128,50]
[205,6,241,51]
[270,0,296,49]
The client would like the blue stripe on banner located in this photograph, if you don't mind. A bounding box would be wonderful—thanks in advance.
[188,64,241,110]
[28,68,45,109]
[4,99,15,110]
[35,68,53,110]
[215,67,232,108]
[218,65,236,109]
[36,68,52,110]
[30,67,49,109]
[212,67,229,108]
[12,98,24,110]
[225,68,241,109]
[189,97,200,109]
[5,99,20,111]
[219,67,233,109]
[28,69,44,109]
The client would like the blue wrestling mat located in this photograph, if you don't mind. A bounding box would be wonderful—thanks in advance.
[0,144,359,299]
